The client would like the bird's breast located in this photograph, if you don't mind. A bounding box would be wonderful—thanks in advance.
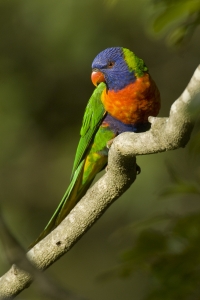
[101,73,160,124]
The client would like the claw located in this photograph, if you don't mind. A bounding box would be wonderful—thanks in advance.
[107,138,114,149]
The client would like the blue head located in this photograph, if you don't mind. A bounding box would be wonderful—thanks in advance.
[91,47,148,91]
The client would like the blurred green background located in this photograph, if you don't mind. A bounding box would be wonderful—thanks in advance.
[0,0,200,299]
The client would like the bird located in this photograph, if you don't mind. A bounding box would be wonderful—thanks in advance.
[30,47,161,247]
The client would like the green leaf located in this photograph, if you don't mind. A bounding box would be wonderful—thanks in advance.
[153,0,200,33]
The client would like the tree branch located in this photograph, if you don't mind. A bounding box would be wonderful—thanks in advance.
[0,65,200,299]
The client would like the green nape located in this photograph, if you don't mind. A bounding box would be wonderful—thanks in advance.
[122,48,148,78]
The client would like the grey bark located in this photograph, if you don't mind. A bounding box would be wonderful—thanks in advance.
[0,65,200,299]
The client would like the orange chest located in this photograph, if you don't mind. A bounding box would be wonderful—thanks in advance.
[101,73,161,124]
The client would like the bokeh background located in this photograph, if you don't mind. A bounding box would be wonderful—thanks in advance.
[0,0,200,299]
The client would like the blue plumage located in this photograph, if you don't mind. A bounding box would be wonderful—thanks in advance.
[103,113,151,134]
[92,47,136,91]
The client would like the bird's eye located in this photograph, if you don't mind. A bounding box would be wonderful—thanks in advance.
[107,61,115,68]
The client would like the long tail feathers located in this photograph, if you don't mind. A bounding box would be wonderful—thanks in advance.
[29,160,85,249]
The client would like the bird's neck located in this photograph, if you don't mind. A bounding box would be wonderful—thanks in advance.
[105,71,136,91]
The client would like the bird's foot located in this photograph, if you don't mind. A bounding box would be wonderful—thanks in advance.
[107,138,114,149]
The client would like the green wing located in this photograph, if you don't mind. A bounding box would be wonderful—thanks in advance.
[71,82,106,178]
[29,82,106,248]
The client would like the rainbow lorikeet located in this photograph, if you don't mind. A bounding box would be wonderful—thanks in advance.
[31,47,160,247]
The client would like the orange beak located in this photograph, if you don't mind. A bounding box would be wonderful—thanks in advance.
[91,70,105,86]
